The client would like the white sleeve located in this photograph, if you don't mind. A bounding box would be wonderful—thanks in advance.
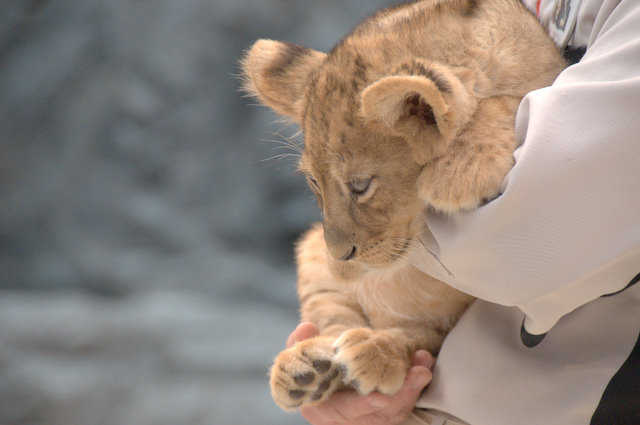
[411,0,640,335]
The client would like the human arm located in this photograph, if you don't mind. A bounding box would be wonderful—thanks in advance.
[412,0,640,336]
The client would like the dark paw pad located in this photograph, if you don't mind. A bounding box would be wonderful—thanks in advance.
[289,390,306,399]
[310,390,324,401]
[312,359,332,374]
[294,371,315,386]
[317,377,332,393]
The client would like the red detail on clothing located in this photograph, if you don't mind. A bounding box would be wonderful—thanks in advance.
[537,0,542,17]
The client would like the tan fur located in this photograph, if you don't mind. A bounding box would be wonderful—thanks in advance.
[241,0,566,411]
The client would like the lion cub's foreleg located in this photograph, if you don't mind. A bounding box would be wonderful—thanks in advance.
[269,225,443,410]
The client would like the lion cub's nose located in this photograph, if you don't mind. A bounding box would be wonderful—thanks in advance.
[338,246,357,261]
[324,225,357,261]
[329,245,356,261]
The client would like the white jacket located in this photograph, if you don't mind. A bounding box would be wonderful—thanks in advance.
[411,0,640,423]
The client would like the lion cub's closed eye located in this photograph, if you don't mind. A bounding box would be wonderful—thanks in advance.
[241,0,566,411]
[349,177,372,197]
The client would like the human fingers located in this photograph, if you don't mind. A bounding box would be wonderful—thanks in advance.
[370,362,433,424]
[300,350,434,425]
[286,322,319,348]
[412,349,435,369]
[300,390,392,424]
[301,364,433,425]
[325,350,433,425]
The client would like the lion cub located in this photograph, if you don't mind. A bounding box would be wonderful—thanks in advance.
[242,0,565,411]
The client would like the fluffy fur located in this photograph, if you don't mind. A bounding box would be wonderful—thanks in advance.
[241,0,566,411]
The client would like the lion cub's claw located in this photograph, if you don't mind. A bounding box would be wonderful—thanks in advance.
[270,337,344,411]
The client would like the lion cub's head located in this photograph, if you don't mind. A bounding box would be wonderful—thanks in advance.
[241,39,477,278]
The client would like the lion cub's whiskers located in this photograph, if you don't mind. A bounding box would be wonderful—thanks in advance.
[259,130,304,171]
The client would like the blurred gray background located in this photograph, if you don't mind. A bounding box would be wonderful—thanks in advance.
[0,0,391,424]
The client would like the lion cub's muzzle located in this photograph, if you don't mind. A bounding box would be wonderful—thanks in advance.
[323,222,357,261]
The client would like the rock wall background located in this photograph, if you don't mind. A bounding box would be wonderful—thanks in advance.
[0,0,390,424]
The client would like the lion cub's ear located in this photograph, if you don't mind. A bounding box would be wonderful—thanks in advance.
[360,61,477,164]
[241,39,326,122]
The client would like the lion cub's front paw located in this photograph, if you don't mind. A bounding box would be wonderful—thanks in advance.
[418,151,512,213]
[270,336,344,411]
[334,328,412,396]
[270,329,414,411]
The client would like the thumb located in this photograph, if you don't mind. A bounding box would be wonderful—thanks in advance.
[286,322,319,348]
[412,350,435,369]
[381,364,433,416]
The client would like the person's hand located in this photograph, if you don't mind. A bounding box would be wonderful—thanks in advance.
[285,322,434,425]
